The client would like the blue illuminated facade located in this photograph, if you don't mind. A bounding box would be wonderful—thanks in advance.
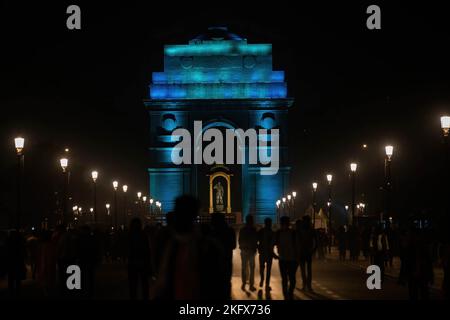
[145,27,294,223]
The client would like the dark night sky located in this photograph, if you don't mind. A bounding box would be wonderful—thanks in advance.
[1,1,450,227]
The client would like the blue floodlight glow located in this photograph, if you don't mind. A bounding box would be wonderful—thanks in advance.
[150,83,287,99]
[150,37,287,100]
[165,41,272,56]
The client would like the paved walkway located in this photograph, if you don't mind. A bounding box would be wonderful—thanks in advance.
[1,248,445,300]
[325,248,445,291]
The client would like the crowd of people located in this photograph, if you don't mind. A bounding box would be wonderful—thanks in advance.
[0,195,449,300]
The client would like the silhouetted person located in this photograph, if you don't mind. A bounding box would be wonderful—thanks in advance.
[405,228,434,300]
[257,217,276,292]
[6,230,27,297]
[296,216,316,292]
[239,214,258,292]
[316,228,326,260]
[154,212,174,276]
[276,216,297,300]
[128,218,151,300]
[371,226,389,282]
[36,230,57,297]
[26,231,39,280]
[361,226,371,260]
[78,225,99,299]
[55,225,79,298]
[348,225,359,261]
[211,212,236,299]
[154,195,225,300]
[442,245,450,299]
[337,226,347,261]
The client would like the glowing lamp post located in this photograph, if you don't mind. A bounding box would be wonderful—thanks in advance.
[350,163,357,226]
[137,192,142,217]
[91,170,98,223]
[326,174,333,251]
[60,158,69,224]
[150,198,154,215]
[14,137,25,229]
[276,199,281,224]
[441,116,450,221]
[441,116,450,137]
[384,145,394,226]
[122,185,128,226]
[312,182,318,228]
[113,180,119,229]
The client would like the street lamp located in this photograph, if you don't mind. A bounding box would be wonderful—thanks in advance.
[105,203,110,225]
[113,180,119,229]
[156,201,162,213]
[441,116,450,137]
[149,198,154,215]
[14,137,25,229]
[60,158,69,225]
[60,158,68,172]
[91,170,98,223]
[441,115,450,221]
[137,192,142,216]
[350,163,357,226]
[291,191,297,220]
[384,146,394,226]
[122,185,128,226]
[312,182,318,228]
[14,137,24,155]
[326,174,333,251]
[287,194,292,218]
[143,196,147,216]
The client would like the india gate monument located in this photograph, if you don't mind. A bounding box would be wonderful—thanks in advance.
[144,27,294,223]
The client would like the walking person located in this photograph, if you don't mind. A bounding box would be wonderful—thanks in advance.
[275,216,297,300]
[210,212,236,299]
[372,226,389,283]
[405,228,434,300]
[154,195,225,300]
[337,225,347,261]
[257,217,277,292]
[128,218,151,300]
[6,230,27,297]
[239,215,258,292]
[296,215,316,292]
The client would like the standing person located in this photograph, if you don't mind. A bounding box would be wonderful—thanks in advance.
[26,231,39,280]
[361,226,371,260]
[6,230,27,297]
[336,226,347,261]
[154,195,225,300]
[210,212,236,299]
[296,215,316,292]
[372,226,389,283]
[36,230,57,297]
[405,228,434,300]
[257,217,276,292]
[128,218,151,300]
[316,229,326,260]
[275,216,297,300]
[239,215,258,292]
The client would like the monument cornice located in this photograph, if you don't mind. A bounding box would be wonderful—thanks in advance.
[143,98,294,110]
